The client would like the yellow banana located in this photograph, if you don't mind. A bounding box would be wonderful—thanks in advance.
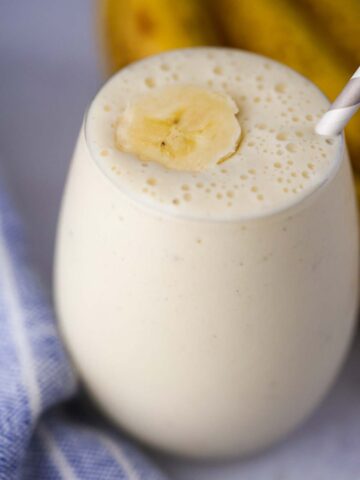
[115,84,241,172]
[99,0,221,74]
[298,0,360,67]
[209,0,360,171]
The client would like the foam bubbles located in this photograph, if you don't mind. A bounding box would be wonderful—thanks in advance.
[87,48,340,220]
[183,193,192,202]
[145,77,155,88]
[146,177,157,186]
[213,66,223,75]
[286,143,296,153]
[275,83,286,93]
[276,133,288,141]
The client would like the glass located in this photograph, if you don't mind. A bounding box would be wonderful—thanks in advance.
[54,56,359,459]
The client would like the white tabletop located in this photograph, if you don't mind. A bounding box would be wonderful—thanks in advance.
[1,2,360,478]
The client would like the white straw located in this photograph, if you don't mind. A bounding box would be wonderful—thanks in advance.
[316,66,360,136]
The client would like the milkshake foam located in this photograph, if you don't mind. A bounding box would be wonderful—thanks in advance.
[86,48,341,220]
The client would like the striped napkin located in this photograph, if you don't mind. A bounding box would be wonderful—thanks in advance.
[0,176,168,479]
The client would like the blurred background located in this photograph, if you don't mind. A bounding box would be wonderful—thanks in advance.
[1,1,360,478]
[1,0,359,283]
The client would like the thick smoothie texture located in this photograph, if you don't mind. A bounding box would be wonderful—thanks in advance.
[55,48,358,458]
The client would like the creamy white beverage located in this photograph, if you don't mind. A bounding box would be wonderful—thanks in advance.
[54,48,359,458]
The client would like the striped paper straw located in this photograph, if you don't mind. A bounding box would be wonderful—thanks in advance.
[316,67,360,136]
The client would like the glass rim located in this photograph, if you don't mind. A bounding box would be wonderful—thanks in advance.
[84,47,346,224]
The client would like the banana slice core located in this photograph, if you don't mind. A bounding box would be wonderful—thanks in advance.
[115,84,241,172]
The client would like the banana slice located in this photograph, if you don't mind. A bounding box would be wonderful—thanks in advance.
[115,84,241,172]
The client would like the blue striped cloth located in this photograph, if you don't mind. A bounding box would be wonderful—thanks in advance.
[0,177,169,479]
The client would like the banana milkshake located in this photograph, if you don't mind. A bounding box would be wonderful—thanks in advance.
[54,48,359,458]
